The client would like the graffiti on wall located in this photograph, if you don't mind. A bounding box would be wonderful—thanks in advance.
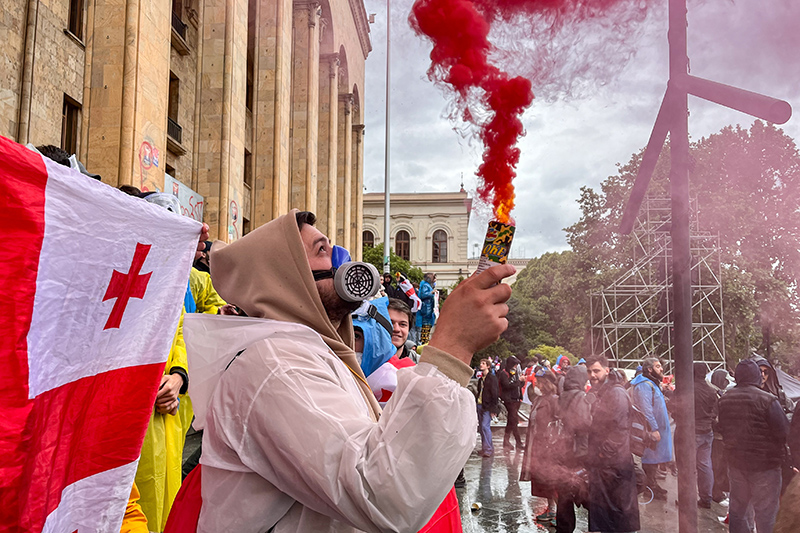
[138,140,160,192]
[164,174,204,222]
[228,200,239,241]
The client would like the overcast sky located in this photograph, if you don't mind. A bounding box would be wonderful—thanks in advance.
[360,0,800,260]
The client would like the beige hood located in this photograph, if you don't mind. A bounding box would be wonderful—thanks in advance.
[208,209,381,419]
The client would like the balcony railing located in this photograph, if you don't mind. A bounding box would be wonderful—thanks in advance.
[171,12,187,41]
[167,117,182,145]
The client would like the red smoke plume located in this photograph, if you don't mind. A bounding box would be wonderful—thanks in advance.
[410,0,649,223]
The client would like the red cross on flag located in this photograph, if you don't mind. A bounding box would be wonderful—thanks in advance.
[0,135,202,532]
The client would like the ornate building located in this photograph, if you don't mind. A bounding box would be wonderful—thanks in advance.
[1,0,371,248]
[362,190,472,288]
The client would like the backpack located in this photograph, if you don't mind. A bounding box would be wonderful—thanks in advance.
[629,402,652,457]
[628,381,657,457]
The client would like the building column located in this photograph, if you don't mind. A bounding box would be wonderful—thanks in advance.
[194,0,248,240]
[318,52,339,237]
[289,1,321,211]
[336,93,353,249]
[352,123,365,259]
[248,0,292,223]
[84,0,172,188]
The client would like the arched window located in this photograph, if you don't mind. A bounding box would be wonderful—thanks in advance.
[362,230,374,248]
[432,230,447,263]
[395,230,410,261]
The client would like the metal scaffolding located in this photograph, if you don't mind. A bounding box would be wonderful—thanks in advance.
[591,197,725,372]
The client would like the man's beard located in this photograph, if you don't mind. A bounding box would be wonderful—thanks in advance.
[316,280,361,324]
[646,369,663,383]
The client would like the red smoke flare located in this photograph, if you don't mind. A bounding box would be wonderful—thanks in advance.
[410,0,649,223]
[411,0,533,223]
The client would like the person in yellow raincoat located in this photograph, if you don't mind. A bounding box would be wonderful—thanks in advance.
[189,267,227,314]
[134,267,226,532]
[134,311,192,532]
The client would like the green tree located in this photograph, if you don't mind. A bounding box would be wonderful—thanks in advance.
[362,243,424,284]
[528,345,576,366]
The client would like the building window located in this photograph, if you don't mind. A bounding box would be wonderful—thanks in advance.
[363,230,374,248]
[68,0,84,39]
[167,73,182,145]
[61,95,80,155]
[432,230,447,263]
[244,149,252,189]
[168,72,180,122]
[396,230,410,261]
[165,163,176,179]
[243,217,251,235]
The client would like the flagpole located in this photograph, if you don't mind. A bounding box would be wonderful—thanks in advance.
[383,0,391,275]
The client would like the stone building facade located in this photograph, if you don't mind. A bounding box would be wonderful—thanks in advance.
[362,191,473,289]
[1,0,371,251]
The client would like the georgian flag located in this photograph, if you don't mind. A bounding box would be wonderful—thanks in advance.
[396,274,422,313]
[367,355,416,407]
[0,136,201,532]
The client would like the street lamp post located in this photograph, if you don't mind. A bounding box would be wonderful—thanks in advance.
[382,0,391,274]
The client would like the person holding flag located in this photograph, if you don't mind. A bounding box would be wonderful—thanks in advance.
[0,135,204,533]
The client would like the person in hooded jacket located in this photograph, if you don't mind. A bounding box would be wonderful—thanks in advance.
[710,368,731,502]
[180,210,514,532]
[416,273,437,344]
[499,356,525,452]
[585,355,640,533]
[751,354,794,415]
[520,370,560,527]
[719,358,789,533]
[751,354,795,495]
[693,362,718,509]
[629,357,673,500]
[556,365,592,533]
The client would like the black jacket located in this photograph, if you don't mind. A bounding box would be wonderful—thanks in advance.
[694,371,718,434]
[477,372,500,414]
[499,357,523,403]
[560,366,591,460]
[588,373,632,468]
[718,359,789,471]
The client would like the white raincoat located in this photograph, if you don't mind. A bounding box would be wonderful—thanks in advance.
[186,315,476,533]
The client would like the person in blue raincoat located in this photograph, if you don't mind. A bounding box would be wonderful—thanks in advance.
[416,273,437,344]
[630,357,673,500]
[352,297,396,377]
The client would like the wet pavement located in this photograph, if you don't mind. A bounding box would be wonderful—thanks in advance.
[182,419,730,532]
[456,428,730,532]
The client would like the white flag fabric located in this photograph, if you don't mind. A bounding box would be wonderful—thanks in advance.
[0,135,201,533]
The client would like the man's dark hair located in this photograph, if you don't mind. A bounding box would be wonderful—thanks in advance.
[586,354,609,368]
[423,272,436,284]
[37,145,71,167]
[119,185,142,196]
[296,211,316,229]
[387,298,412,323]
[642,357,660,373]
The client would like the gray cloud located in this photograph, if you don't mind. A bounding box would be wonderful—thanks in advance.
[363,0,800,261]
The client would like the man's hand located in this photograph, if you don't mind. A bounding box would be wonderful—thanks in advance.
[195,223,210,260]
[218,304,238,315]
[429,264,515,365]
[155,374,183,415]
[651,430,661,442]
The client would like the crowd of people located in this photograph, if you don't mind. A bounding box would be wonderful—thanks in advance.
[473,349,800,533]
